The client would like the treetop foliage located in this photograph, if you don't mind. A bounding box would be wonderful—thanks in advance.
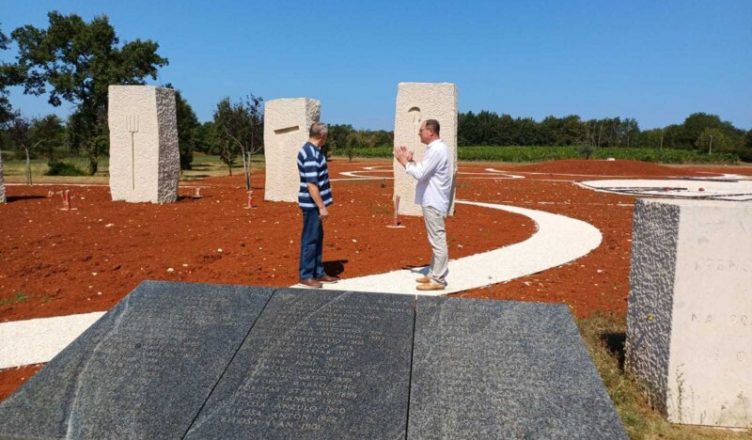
[11,12,167,107]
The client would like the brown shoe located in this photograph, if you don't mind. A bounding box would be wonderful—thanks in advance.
[416,282,445,291]
[315,274,339,283]
[299,278,323,288]
[415,275,431,284]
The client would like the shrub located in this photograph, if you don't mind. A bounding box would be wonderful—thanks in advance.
[577,144,594,159]
[46,160,87,176]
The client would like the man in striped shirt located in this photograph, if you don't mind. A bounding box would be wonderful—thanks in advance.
[296,122,337,288]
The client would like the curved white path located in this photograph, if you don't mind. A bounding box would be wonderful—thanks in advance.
[0,312,105,369]
[0,199,601,369]
[317,199,601,296]
[334,167,524,181]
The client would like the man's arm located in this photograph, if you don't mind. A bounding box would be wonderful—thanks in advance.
[307,182,329,219]
[405,147,441,181]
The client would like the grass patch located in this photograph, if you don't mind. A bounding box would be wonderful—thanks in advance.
[181,152,264,181]
[46,160,87,176]
[0,152,265,184]
[578,313,751,439]
[0,292,28,306]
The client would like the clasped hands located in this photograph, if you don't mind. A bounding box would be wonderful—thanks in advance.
[393,145,414,166]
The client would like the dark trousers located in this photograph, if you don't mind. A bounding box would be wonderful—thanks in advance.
[299,209,324,280]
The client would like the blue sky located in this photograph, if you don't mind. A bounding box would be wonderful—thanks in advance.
[1,0,750,130]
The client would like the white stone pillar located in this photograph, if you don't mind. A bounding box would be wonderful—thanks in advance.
[107,85,179,204]
[0,152,5,203]
[263,98,321,203]
[393,83,458,217]
[625,198,752,429]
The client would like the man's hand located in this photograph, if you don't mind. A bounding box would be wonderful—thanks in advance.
[318,205,329,221]
[393,145,413,167]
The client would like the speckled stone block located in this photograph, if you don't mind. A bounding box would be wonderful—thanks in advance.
[0,281,273,440]
[626,199,752,429]
[185,290,414,439]
[0,152,5,203]
[393,83,457,216]
[264,98,320,202]
[108,85,180,204]
[409,297,627,439]
[0,285,628,438]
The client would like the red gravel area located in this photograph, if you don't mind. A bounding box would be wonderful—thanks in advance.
[0,158,737,400]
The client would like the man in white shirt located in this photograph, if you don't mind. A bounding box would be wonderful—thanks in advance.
[394,119,453,291]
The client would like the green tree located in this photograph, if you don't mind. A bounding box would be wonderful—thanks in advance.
[8,113,32,183]
[621,118,640,148]
[678,113,742,149]
[212,95,264,187]
[662,124,683,149]
[458,111,479,145]
[739,129,752,162]
[695,128,733,154]
[29,114,64,164]
[171,88,199,170]
[194,121,217,154]
[327,124,353,154]
[0,23,23,125]
[637,128,665,149]
[11,11,168,174]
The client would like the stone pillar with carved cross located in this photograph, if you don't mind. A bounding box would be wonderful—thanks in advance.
[263,98,321,202]
[0,151,5,203]
[107,85,180,204]
[393,83,458,217]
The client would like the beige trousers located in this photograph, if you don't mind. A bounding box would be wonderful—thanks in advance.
[422,206,449,285]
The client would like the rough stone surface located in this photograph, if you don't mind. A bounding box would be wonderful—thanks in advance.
[0,152,5,203]
[108,85,180,204]
[0,281,273,439]
[264,98,320,202]
[409,297,627,439]
[0,284,627,439]
[393,82,457,216]
[626,199,752,429]
[186,290,414,439]
[625,199,680,414]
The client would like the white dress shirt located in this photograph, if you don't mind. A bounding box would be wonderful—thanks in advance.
[405,139,453,214]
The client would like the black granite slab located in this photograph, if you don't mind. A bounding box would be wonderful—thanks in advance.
[0,281,273,440]
[0,283,628,440]
[407,297,628,440]
[184,289,415,440]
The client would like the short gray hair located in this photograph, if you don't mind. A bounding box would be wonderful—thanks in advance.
[309,122,328,138]
[424,119,440,135]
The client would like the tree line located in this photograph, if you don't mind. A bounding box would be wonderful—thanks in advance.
[459,111,752,161]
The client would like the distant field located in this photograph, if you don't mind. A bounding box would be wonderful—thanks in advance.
[0,153,264,183]
[338,145,739,163]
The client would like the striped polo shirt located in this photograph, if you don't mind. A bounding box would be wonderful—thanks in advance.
[297,142,333,209]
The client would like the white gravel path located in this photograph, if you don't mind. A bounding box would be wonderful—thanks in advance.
[0,176,602,369]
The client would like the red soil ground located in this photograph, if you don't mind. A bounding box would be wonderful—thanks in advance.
[1,159,750,400]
